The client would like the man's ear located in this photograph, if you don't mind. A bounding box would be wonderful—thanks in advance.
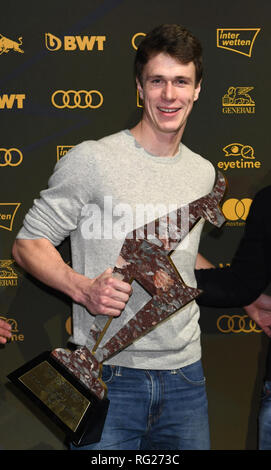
[194,79,202,102]
[136,77,144,100]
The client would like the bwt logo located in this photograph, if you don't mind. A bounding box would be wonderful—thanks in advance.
[45,33,106,51]
[51,90,103,109]
[0,94,25,109]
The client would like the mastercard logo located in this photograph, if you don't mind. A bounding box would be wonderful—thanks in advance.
[222,198,252,221]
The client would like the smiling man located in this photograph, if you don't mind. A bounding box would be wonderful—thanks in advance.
[12,24,215,450]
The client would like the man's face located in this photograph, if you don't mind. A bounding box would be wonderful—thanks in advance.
[137,52,201,138]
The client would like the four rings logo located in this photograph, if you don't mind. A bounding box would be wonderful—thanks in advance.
[51,90,103,109]
[217,315,261,333]
[0,148,23,166]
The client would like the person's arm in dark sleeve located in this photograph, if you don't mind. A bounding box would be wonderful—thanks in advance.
[195,186,271,308]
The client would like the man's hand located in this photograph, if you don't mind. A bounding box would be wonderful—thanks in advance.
[244,293,271,337]
[0,319,12,344]
[82,268,132,317]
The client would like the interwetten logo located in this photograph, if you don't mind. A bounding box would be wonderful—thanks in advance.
[217,314,261,333]
[217,143,261,171]
[0,148,23,166]
[0,34,24,55]
[222,86,255,114]
[0,203,20,231]
[0,260,18,287]
[222,198,252,226]
[57,145,74,161]
[45,33,106,51]
[217,28,260,57]
[52,90,103,109]
[0,93,25,109]
[0,316,24,342]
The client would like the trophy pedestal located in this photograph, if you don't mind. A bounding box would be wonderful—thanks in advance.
[7,351,109,446]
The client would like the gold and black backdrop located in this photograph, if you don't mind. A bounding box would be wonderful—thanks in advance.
[0,0,270,450]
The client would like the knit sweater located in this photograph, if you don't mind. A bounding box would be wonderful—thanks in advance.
[17,129,215,369]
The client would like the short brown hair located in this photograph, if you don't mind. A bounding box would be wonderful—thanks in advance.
[134,24,203,85]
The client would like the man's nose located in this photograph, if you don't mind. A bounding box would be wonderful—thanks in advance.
[162,82,176,100]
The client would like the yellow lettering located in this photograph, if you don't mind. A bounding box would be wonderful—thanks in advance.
[64,36,77,50]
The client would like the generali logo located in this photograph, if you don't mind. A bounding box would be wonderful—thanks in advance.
[45,33,106,51]
[0,260,18,287]
[217,28,260,57]
[222,86,255,114]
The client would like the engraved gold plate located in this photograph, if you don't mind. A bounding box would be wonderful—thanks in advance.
[19,361,91,432]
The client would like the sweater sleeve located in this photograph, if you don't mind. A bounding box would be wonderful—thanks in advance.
[16,142,95,246]
[196,186,271,307]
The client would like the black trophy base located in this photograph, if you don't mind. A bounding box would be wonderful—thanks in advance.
[7,351,109,446]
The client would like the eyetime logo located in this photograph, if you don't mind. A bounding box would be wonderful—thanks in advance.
[222,86,255,114]
[51,90,103,109]
[0,316,24,342]
[0,203,20,231]
[0,260,18,287]
[0,148,23,166]
[222,198,252,226]
[217,314,261,333]
[45,33,106,51]
[0,93,25,109]
[0,34,24,55]
[57,145,74,161]
[217,143,261,171]
[217,28,260,57]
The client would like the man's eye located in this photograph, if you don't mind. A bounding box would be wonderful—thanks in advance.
[175,79,186,85]
[151,79,162,84]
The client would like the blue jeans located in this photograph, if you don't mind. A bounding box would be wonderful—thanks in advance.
[259,380,271,449]
[71,359,210,450]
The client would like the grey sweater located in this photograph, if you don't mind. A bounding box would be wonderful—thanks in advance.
[17,130,215,369]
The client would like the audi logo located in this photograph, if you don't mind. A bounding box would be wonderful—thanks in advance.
[0,148,23,167]
[51,90,103,109]
[217,314,262,333]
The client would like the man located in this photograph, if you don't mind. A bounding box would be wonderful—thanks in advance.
[12,24,215,450]
[195,185,271,449]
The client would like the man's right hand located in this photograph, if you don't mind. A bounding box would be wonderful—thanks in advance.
[83,268,132,317]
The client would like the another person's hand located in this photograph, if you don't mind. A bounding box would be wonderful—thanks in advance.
[244,293,271,338]
[0,319,12,344]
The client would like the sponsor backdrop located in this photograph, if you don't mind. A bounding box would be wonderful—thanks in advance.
[0,0,270,450]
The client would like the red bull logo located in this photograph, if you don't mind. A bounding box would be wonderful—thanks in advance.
[0,34,24,55]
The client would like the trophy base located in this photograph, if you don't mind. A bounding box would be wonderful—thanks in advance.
[7,351,109,446]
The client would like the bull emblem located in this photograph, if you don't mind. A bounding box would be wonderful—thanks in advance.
[0,34,24,55]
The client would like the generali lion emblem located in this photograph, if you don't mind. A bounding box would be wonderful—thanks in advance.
[0,34,24,55]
